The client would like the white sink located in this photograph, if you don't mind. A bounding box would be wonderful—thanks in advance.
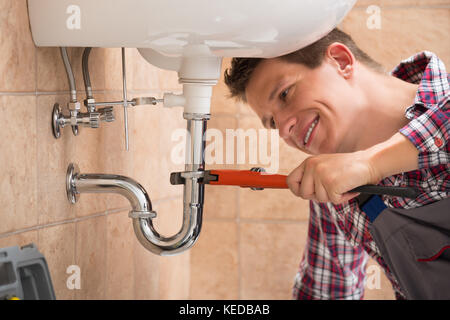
[28,0,356,58]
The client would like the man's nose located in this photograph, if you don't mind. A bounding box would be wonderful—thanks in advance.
[278,115,297,140]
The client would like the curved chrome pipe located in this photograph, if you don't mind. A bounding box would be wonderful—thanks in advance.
[132,116,207,256]
[66,163,155,218]
[66,115,208,256]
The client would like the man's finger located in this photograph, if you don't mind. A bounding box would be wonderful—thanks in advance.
[314,176,330,203]
[286,163,305,196]
[298,161,315,199]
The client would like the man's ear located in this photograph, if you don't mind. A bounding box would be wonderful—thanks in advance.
[326,42,355,79]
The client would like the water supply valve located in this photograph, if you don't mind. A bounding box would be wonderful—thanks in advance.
[51,103,112,138]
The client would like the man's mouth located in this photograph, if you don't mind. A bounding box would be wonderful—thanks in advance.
[303,116,319,146]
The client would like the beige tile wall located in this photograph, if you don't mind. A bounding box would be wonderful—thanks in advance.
[0,0,448,301]
[190,0,450,301]
[0,0,186,300]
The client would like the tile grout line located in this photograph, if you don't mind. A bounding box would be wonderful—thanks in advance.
[34,43,38,97]
[0,89,168,97]
[0,91,37,96]
[203,216,309,225]
[34,46,40,256]
[32,40,38,246]
[0,208,128,240]
[103,206,108,300]
[128,112,137,300]
[73,209,78,300]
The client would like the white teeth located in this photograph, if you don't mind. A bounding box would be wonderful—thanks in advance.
[304,118,319,145]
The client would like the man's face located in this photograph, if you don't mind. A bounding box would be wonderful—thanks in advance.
[245,57,364,155]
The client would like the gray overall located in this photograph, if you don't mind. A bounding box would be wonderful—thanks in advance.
[368,197,450,300]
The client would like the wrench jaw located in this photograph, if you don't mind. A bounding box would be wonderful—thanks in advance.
[169,170,218,186]
[249,167,266,190]
[201,171,219,184]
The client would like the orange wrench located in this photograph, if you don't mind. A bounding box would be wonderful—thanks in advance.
[170,168,419,199]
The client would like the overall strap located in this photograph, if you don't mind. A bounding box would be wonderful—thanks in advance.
[356,194,387,223]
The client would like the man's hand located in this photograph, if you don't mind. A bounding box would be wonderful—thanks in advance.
[286,132,420,204]
[286,151,379,204]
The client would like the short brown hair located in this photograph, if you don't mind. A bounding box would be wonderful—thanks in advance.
[224,28,383,102]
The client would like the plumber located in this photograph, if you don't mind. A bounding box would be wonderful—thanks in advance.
[224,28,449,299]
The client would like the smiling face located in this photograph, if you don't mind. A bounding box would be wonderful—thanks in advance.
[245,47,366,155]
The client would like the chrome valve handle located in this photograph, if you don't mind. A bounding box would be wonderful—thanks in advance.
[98,107,115,122]
[87,112,100,128]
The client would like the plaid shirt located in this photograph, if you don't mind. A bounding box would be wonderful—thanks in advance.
[292,51,450,300]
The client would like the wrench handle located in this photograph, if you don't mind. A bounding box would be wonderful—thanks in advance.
[209,170,419,199]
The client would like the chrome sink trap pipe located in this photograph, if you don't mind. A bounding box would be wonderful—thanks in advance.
[66,114,208,256]
[132,115,207,255]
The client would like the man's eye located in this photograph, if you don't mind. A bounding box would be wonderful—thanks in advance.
[279,88,289,101]
[270,117,276,129]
